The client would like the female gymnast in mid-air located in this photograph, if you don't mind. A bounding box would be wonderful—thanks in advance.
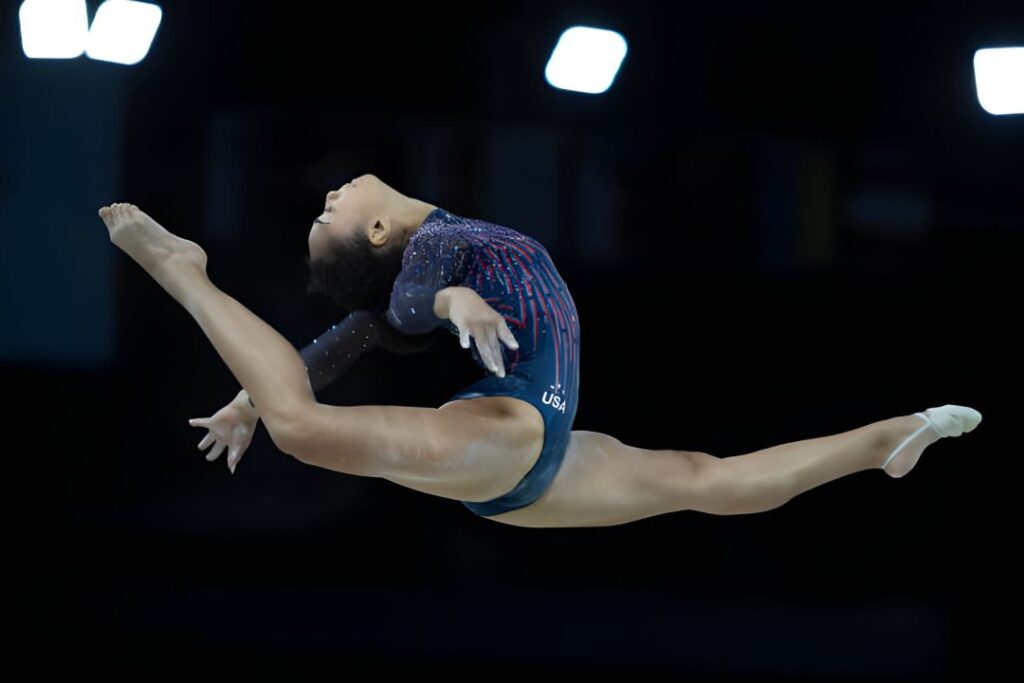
[97,174,982,528]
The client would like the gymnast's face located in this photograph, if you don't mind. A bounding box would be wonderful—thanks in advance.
[308,174,394,258]
[304,174,408,311]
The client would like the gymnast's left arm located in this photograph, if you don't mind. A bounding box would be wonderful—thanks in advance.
[383,228,471,335]
[381,227,514,374]
[434,286,518,377]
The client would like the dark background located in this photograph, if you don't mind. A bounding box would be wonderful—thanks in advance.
[2,0,1018,678]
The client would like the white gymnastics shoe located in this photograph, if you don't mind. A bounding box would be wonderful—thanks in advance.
[882,404,983,478]
[921,404,983,438]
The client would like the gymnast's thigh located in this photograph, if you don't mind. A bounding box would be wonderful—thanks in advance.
[480,428,712,528]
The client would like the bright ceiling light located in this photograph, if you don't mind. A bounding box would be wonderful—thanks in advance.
[545,26,628,95]
[974,47,1024,115]
[85,0,162,65]
[19,0,89,59]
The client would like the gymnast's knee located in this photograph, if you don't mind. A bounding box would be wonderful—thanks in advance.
[261,401,319,458]
[654,451,764,515]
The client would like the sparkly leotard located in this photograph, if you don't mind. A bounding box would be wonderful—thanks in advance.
[298,207,581,516]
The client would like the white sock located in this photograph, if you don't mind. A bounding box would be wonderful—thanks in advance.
[882,404,983,478]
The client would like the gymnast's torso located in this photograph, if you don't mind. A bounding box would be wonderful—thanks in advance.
[299,207,580,431]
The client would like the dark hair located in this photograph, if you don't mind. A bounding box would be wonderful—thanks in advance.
[304,232,443,355]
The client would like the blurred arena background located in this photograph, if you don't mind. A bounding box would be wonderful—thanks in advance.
[2,0,1018,678]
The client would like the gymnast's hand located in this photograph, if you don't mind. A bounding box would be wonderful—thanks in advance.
[188,394,258,474]
[441,286,519,378]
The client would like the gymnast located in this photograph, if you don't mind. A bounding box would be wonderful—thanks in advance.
[97,174,982,528]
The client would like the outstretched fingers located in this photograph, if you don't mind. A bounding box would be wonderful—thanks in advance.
[498,324,519,352]
[456,319,519,379]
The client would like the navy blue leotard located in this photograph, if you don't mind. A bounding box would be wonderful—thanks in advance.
[298,207,580,517]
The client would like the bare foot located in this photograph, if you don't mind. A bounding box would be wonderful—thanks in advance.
[98,202,208,295]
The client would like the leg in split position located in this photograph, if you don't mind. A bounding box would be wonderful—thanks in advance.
[99,202,320,448]
[98,203,543,496]
[486,405,983,529]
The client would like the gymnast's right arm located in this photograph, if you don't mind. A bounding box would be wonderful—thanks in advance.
[191,311,381,472]
[232,309,382,414]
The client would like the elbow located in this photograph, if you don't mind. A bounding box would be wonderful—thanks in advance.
[386,305,439,336]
